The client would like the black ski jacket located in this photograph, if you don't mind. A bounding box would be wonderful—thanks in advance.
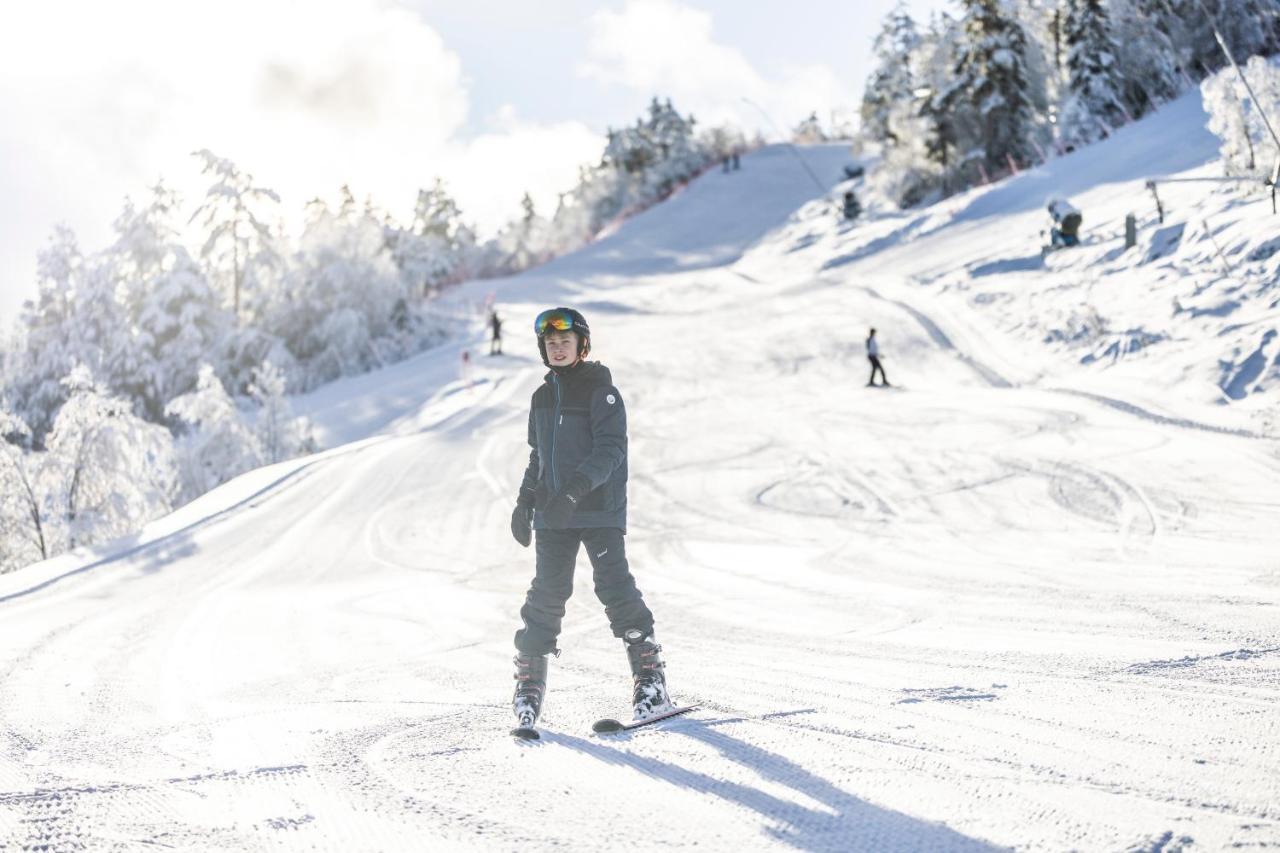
[519,361,628,531]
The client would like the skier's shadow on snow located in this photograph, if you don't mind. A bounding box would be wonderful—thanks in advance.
[545,722,1004,852]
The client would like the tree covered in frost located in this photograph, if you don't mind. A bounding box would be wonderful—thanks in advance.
[942,0,1045,180]
[387,180,478,297]
[113,183,232,420]
[189,149,282,323]
[1109,0,1186,119]
[267,189,415,387]
[165,364,260,503]
[861,5,923,148]
[496,193,552,271]
[248,361,314,465]
[1059,0,1127,147]
[859,10,970,205]
[792,113,829,143]
[1132,0,1280,81]
[1201,56,1280,179]
[0,409,49,571]
[42,366,175,551]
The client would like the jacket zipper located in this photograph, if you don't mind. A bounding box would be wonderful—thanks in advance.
[550,374,562,492]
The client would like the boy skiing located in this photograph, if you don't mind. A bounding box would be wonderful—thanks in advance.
[508,307,674,733]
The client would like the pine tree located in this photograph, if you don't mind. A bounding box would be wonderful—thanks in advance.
[792,113,828,143]
[15,227,128,442]
[189,150,282,324]
[1110,0,1184,118]
[861,5,922,146]
[943,0,1044,179]
[1059,0,1127,147]
[499,193,549,271]
[248,361,313,465]
[165,364,260,503]
[389,179,477,293]
[112,183,231,420]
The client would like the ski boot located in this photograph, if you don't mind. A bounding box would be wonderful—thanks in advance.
[512,652,548,734]
[623,629,673,721]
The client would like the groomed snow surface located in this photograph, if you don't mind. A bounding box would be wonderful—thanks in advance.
[3,93,1278,852]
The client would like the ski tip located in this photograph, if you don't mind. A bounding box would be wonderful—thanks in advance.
[593,706,698,734]
[591,719,625,733]
[510,727,541,740]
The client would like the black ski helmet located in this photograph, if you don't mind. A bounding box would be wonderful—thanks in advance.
[534,307,591,367]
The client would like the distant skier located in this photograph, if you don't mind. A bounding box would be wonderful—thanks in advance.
[507,307,674,734]
[866,328,889,387]
[732,150,741,170]
[843,190,862,222]
[1047,198,1082,249]
[489,310,503,356]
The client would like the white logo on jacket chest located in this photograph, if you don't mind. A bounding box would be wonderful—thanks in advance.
[606,394,616,404]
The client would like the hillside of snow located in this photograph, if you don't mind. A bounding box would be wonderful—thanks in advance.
[826,92,1279,435]
[1,95,1278,853]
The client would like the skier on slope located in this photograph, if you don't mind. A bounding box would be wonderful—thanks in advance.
[489,310,503,356]
[866,327,889,387]
[508,307,674,732]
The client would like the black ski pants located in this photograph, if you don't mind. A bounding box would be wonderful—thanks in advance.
[868,355,888,386]
[514,527,654,655]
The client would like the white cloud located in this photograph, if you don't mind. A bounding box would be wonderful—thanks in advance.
[578,0,856,134]
[0,0,603,317]
[444,107,603,235]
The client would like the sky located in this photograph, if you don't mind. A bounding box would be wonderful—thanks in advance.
[0,0,951,322]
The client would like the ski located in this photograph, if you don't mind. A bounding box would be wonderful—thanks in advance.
[592,705,697,734]
[510,726,541,741]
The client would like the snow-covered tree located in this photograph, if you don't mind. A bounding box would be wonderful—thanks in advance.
[189,150,282,323]
[265,192,410,387]
[646,97,699,167]
[861,5,922,147]
[0,410,49,572]
[248,361,314,465]
[111,183,231,420]
[388,180,478,296]
[1110,0,1185,119]
[13,227,128,441]
[1202,56,1280,179]
[44,367,175,550]
[1059,0,1127,147]
[792,113,829,143]
[1132,0,1280,82]
[861,9,969,205]
[165,364,260,503]
[497,193,551,272]
[942,0,1045,180]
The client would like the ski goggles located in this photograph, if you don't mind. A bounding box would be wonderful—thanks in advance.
[534,309,577,336]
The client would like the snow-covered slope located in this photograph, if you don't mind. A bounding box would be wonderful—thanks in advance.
[821,92,1279,434]
[1,115,1278,853]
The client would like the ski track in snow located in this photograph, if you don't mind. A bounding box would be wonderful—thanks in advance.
[2,131,1279,851]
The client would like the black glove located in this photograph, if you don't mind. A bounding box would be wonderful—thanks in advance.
[510,491,535,547]
[542,473,593,528]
